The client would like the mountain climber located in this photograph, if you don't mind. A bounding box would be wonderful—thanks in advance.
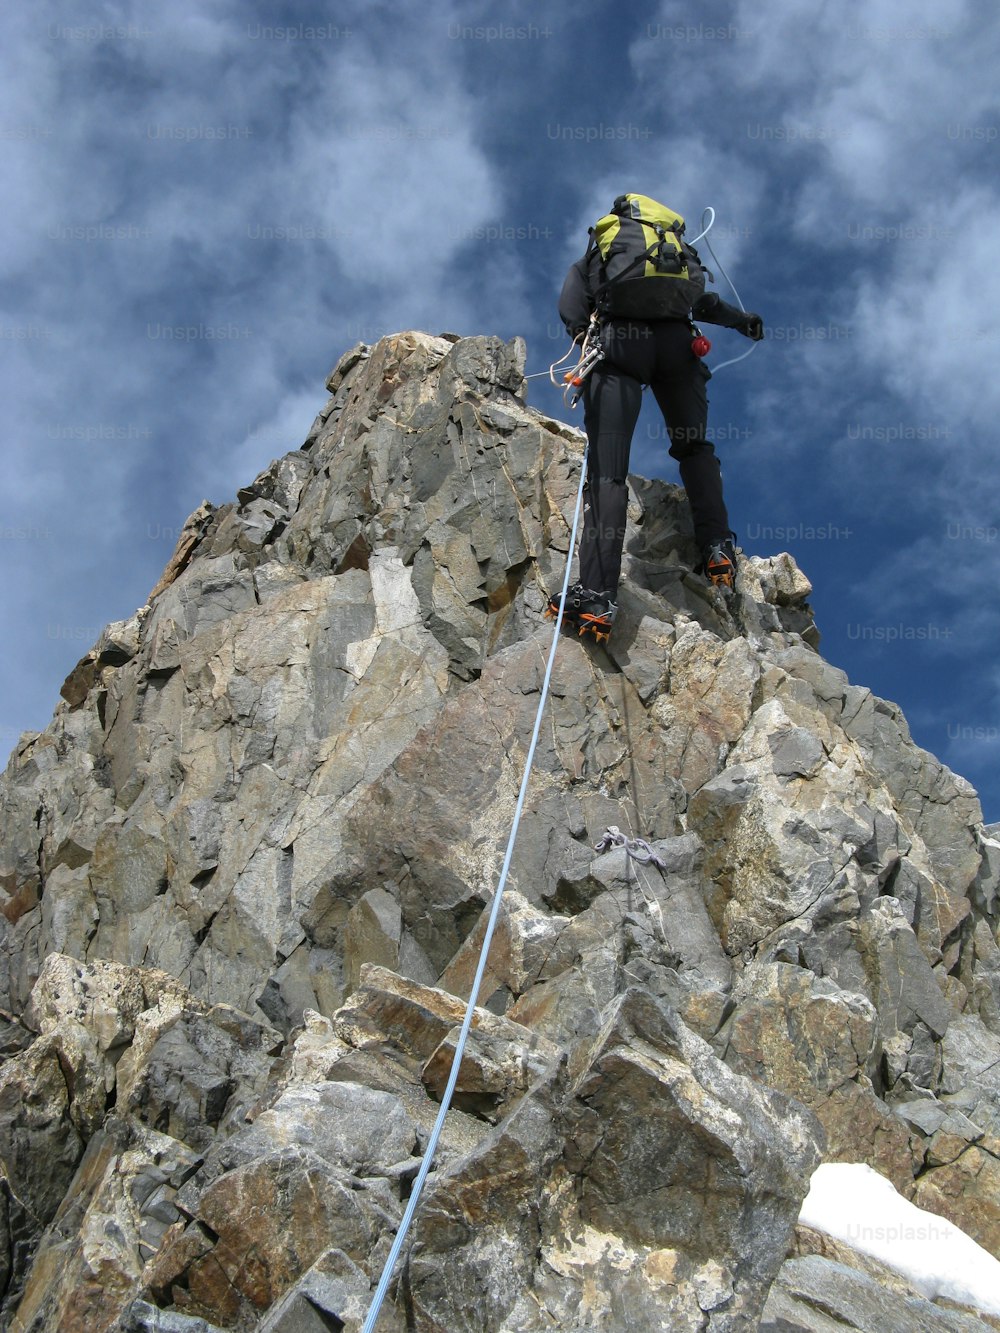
[550,194,764,639]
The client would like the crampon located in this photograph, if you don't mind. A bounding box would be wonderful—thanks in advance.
[575,612,614,644]
[703,538,738,592]
[545,583,617,644]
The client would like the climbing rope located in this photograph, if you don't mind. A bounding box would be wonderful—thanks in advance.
[695,207,759,375]
[686,205,715,247]
[521,330,582,385]
[361,442,590,1333]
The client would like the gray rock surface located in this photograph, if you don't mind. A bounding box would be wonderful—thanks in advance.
[761,1252,996,1331]
[0,330,998,1329]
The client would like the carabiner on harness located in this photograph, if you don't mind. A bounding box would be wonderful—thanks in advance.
[550,314,604,408]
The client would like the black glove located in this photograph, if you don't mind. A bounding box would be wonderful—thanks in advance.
[740,313,764,341]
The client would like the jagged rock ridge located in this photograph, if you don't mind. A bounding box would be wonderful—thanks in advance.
[0,331,998,1331]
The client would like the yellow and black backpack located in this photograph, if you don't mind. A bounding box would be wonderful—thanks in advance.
[589,193,708,319]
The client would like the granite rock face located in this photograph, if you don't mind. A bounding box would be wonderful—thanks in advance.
[1,331,998,1329]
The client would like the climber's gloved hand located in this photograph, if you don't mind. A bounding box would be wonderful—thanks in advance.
[740,313,764,341]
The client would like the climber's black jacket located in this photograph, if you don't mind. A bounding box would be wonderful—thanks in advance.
[558,247,748,338]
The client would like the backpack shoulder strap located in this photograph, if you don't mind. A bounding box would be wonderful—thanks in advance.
[593,231,670,296]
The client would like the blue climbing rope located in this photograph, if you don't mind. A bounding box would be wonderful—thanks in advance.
[361,439,590,1333]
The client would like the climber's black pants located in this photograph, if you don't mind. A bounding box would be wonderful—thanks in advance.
[578,318,731,595]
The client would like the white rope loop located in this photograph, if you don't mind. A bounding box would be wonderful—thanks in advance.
[696,206,759,375]
[686,205,715,246]
[361,443,590,1333]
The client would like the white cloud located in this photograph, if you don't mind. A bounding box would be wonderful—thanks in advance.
[853,185,1000,429]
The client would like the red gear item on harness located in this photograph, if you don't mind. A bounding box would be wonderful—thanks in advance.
[691,334,712,358]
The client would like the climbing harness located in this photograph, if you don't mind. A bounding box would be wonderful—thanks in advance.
[361,444,591,1333]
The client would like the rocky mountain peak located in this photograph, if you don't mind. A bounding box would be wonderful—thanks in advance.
[1,332,998,1330]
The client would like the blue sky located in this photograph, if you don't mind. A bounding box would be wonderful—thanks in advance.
[3,0,999,820]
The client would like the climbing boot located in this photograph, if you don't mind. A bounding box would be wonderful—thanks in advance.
[546,583,617,642]
[702,537,738,590]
